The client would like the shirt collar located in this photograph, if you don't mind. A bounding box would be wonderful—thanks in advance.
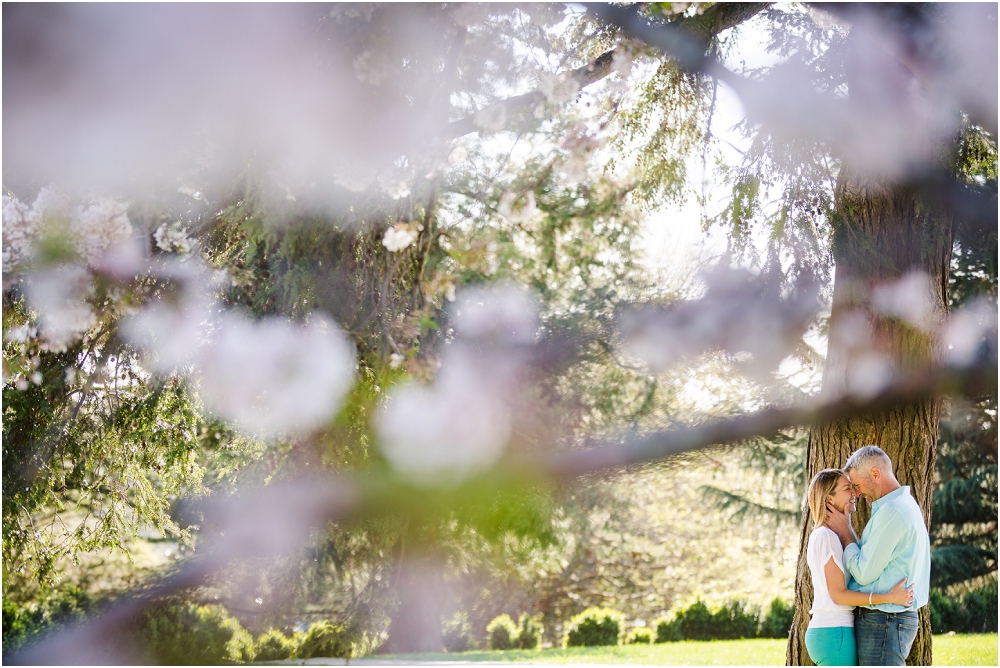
[872,485,909,513]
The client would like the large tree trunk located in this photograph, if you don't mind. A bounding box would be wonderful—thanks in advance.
[785,168,953,665]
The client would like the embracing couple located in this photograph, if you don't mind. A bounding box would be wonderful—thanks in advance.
[804,445,931,666]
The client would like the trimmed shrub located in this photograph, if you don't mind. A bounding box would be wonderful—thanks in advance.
[654,616,683,643]
[626,627,653,644]
[295,620,352,660]
[674,599,714,641]
[929,589,965,633]
[962,581,998,633]
[563,607,624,647]
[255,628,296,661]
[759,598,794,639]
[515,613,543,650]
[486,614,518,650]
[712,600,759,639]
[142,602,255,665]
[442,612,476,653]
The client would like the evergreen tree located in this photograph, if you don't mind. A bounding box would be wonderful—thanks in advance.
[931,129,998,590]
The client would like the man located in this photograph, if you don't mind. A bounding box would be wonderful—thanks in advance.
[825,445,931,666]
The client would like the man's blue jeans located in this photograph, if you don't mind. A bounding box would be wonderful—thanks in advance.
[855,608,919,666]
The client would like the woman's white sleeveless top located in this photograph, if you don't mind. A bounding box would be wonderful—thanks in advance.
[807,526,855,628]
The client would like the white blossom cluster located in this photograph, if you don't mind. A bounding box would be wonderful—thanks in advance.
[3,187,134,269]
[122,265,217,373]
[198,312,355,439]
[72,196,134,265]
[3,188,138,353]
[871,271,938,331]
[941,298,998,368]
[830,307,896,399]
[154,222,195,254]
[382,223,420,252]
[2,194,40,268]
[384,179,412,200]
[377,285,538,484]
[559,123,604,183]
[23,265,98,353]
[123,262,356,439]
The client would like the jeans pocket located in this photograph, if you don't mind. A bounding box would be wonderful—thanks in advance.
[897,622,918,657]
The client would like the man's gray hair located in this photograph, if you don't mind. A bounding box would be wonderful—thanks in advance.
[844,445,893,478]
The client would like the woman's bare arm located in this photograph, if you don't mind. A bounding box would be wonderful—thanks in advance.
[823,557,913,607]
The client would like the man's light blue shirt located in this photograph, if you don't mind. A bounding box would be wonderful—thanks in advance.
[844,485,930,612]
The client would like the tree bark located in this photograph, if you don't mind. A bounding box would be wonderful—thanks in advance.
[785,168,953,665]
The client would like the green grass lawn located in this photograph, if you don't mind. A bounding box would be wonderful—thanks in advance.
[352,634,997,666]
[932,633,999,666]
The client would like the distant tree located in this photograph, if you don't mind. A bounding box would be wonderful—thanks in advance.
[932,145,998,592]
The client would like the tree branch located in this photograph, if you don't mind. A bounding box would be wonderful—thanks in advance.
[446,3,770,138]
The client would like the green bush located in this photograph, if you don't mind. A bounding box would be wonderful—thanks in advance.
[563,607,624,647]
[656,598,763,642]
[486,614,518,650]
[442,612,476,653]
[962,581,998,633]
[674,599,714,641]
[254,628,296,661]
[141,602,255,665]
[711,600,759,639]
[295,620,352,660]
[930,588,968,633]
[2,587,95,653]
[626,627,653,644]
[514,612,543,650]
[654,616,683,642]
[3,598,42,653]
[929,581,998,634]
[759,598,794,639]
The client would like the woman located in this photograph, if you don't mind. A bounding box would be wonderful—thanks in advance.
[804,469,914,666]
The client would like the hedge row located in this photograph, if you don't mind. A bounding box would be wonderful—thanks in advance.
[654,597,794,642]
[3,598,354,664]
[475,598,793,650]
[930,581,998,634]
[650,581,999,641]
[8,582,993,661]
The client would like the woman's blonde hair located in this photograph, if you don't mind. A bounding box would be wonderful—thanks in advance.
[807,469,847,526]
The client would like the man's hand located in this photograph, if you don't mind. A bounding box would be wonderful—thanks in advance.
[826,502,856,549]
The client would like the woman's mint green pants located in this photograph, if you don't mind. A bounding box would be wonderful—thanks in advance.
[805,626,858,666]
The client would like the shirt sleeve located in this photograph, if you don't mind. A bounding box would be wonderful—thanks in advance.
[843,507,905,586]
[818,529,845,574]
